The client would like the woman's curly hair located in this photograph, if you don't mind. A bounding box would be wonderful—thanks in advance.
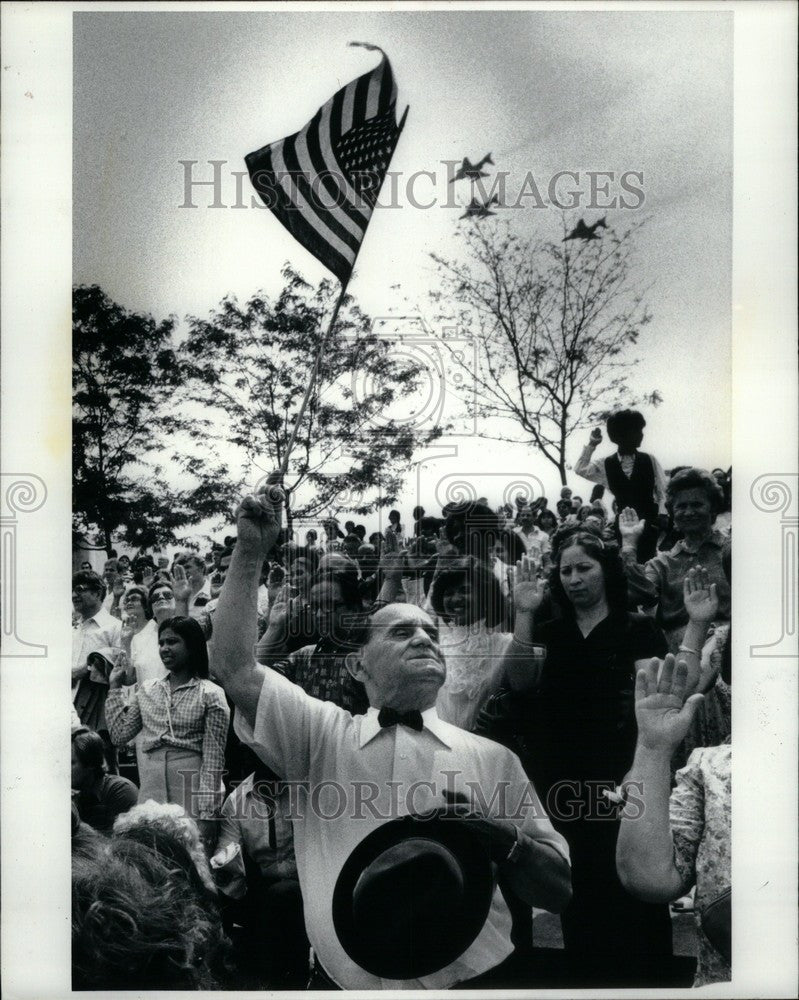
[72,837,229,990]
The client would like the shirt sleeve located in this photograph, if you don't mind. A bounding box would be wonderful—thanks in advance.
[105,687,144,745]
[197,684,231,819]
[216,793,243,851]
[621,549,661,609]
[574,443,607,486]
[651,455,669,515]
[233,663,345,782]
[631,616,669,662]
[669,749,707,895]
[503,748,570,864]
[105,777,139,818]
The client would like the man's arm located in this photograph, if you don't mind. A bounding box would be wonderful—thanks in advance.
[574,431,607,487]
[209,489,282,731]
[500,835,572,912]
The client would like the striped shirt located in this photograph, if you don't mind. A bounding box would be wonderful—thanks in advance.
[106,676,230,817]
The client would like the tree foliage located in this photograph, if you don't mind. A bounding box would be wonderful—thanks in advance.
[430,217,661,483]
[180,266,445,530]
[73,285,235,553]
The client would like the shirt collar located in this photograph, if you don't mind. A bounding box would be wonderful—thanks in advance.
[673,528,727,555]
[358,705,453,749]
[158,674,200,692]
[82,606,113,629]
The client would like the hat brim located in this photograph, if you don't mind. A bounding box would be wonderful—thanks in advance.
[332,811,495,980]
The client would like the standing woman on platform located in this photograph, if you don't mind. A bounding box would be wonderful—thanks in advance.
[105,616,230,849]
[508,526,672,986]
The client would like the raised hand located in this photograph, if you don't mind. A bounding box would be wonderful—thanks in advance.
[684,565,719,623]
[112,576,126,600]
[142,565,155,588]
[512,555,545,614]
[379,549,407,583]
[108,654,131,690]
[236,477,284,559]
[589,427,603,446]
[618,507,645,544]
[171,563,192,603]
[635,655,704,752]
[120,614,135,648]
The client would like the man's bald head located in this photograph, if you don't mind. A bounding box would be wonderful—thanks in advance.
[346,603,446,712]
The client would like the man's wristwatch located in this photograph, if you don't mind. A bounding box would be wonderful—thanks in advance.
[504,825,523,864]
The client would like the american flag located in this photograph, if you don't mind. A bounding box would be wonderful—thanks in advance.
[246,45,407,284]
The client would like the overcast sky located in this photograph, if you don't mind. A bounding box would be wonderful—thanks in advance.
[73,9,732,536]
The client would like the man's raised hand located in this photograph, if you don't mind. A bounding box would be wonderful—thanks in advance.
[589,427,603,446]
[236,477,284,558]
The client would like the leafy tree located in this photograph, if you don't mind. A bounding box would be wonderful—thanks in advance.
[430,217,662,484]
[180,267,445,534]
[73,285,235,553]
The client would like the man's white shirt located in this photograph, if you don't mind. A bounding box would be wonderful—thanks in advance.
[235,667,569,990]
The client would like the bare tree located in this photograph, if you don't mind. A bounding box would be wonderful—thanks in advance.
[429,216,661,484]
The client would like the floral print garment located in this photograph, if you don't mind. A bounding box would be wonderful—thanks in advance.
[670,741,731,986]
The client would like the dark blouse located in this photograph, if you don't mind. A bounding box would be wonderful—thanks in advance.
[522,612,668,800]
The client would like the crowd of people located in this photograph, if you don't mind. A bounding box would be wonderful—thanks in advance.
[71,409,733,990]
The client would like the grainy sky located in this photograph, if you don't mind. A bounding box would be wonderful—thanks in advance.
[73,9,732,532]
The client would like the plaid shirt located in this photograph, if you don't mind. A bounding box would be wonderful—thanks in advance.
[106,676,230,817]
[273,636,368,715]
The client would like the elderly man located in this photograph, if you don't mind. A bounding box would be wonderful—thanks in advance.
[211,483,571,991]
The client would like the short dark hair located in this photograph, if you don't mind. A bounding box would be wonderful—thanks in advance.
[72,728,107,776]
[412,506,425,520]
[310,567,362,611]
[606,409,646,444]
[666,467,725,520]
[548,526,629,618]
[157,617,209,679]
[444,502,500,560]
[72,570,104,595]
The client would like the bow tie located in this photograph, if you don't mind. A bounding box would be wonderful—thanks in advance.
[377,707,424,732]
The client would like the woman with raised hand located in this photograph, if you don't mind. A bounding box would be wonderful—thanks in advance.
[617,655,731,986]
[427,554,535,732]
[105,616,230,850]
[508,526,672,986]
[618,467,730,653]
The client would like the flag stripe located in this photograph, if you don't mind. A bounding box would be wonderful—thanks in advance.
[340,78,356,138]
[247,49,404,284]
[247,147,353,282]
[301,105,371,229]
[272,139,360,260]
[294,129,367,244]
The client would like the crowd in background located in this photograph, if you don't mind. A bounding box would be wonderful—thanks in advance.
[71,410,733,990]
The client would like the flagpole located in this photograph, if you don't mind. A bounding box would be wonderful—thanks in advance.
[278,277,350,477]
[278,103,409,479]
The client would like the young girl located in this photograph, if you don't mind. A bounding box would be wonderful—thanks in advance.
[105,616,230,847]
